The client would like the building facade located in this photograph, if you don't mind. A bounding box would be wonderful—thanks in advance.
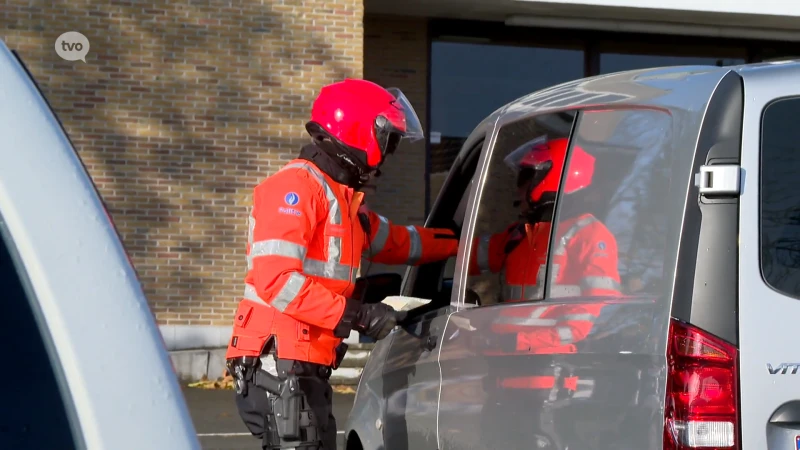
[2,0,797,349]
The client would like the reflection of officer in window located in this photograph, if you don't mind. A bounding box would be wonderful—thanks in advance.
[468,137,622,303]
[465,137,622,449]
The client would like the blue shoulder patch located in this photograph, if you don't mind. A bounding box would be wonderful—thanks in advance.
[284,192,300,206]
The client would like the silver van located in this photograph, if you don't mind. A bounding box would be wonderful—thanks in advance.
[344,61,800,450]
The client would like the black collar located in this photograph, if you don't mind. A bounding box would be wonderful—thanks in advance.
[298,143,360,188]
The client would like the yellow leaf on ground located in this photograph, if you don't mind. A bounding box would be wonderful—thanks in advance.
[187,375,235,390]
[187,378,355,394]
[332,385,356,394]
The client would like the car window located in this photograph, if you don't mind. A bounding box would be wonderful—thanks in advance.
[0,220,80,449]
[464,112,576,306]
[464,107,678,307]
[442,175,475,280]
[761,97,800,298]
[545,107,676,300]
[403,137,484,306]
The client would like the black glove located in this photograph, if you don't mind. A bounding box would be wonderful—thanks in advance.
[354,303,398,340]
[332,299,399,340]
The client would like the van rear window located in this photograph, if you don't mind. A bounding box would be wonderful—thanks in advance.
[761,97,800,298]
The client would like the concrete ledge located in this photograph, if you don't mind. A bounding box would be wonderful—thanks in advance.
[330,368,363,386]
[171,344,374,384]
[159,325,361,351]
[160,326,231,351]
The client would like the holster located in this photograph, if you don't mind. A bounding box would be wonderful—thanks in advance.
[228,357,303,442]
[271,360,302,441]
[332,342,348,370]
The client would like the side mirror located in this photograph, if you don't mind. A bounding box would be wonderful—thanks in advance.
[352,272,403,304]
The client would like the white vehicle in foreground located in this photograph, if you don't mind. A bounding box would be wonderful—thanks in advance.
[0,40,200,449]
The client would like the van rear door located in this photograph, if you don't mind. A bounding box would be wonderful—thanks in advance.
[738,62,800,449]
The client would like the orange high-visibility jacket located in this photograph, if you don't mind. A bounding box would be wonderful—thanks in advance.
[225,158,459,366]
[469,213,622,301]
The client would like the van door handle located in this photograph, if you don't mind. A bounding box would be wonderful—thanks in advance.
[422,335,437,351]
[770,400,800,424]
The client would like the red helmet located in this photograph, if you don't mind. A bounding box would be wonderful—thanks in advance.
[306,79,424,169]
[505,136,595,204]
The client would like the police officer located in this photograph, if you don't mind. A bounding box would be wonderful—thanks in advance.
[225,79,459,450]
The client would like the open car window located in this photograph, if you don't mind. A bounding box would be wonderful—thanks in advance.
[401,137,485,313]
[442,175,475,280]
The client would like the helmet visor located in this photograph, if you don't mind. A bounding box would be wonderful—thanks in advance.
[386,87,424,142]
[503,135,549,174]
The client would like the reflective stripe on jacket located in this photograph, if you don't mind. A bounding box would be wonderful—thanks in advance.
[468,213,622,301]
[490,303,607,354]
[226,158,459,365]
[486,303,607,395]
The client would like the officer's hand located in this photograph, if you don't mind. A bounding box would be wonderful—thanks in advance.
[355,303,398,340]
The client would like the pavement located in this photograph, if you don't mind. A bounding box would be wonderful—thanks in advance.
[182,385,355,450]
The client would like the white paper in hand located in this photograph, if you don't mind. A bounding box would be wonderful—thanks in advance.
[381,295,431,312]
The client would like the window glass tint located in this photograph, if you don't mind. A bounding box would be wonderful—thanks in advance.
[761,98,800,297]
[547,108,676,299]
[0,222,78,449]
[464,112,576,306]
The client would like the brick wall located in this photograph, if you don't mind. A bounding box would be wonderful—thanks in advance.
[362,15,429,276]
[1,0,363,326]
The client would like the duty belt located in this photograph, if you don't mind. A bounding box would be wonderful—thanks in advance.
[227,355,337,396]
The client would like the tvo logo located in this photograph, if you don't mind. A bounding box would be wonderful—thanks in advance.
[55,31,90,62]
[767,363,800,375]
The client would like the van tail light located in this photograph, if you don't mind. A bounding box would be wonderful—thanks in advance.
[664,318,740,450]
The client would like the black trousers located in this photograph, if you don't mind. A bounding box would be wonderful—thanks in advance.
[234,359,337,450]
